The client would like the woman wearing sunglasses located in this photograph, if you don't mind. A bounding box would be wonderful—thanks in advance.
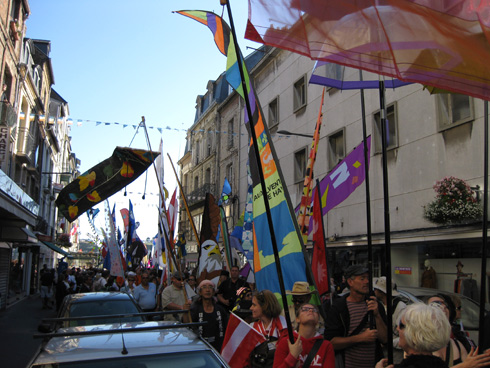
[273,303,335,368]
[376,303,451,368]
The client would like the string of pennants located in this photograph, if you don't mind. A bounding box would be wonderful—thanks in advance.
[18,112,296,138]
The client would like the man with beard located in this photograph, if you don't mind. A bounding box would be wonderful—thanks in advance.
[324,265,387,368]
[183,279,229,352]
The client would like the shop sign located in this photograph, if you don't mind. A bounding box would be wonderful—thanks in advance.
[0,125,8,165]
[395,267,412,275]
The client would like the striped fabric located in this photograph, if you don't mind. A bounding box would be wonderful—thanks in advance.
[344,300,376,368]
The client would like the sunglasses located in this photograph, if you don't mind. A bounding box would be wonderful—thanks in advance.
[128,279,135,282]
[398,321,406,330]
[300,306,318,313]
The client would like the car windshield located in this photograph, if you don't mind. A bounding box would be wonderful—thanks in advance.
[65,300,143,327]
[33,350,226,368]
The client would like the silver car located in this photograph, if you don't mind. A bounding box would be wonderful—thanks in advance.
[29,321,230,367]
[398,286,487,342]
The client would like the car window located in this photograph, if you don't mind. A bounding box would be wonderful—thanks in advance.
[33,350,227,367]
[67,300,143,327]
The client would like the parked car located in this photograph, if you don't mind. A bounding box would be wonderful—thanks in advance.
[29,321,230,367]
[39,292,145,331]
[398,286,488,342]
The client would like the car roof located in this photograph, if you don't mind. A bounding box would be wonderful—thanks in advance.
[32,321,213,365]
[63,291,134,303]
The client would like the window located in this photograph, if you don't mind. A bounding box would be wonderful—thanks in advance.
[373,103,398,154]
[436,93,474,131]
[293,75,307,112]
[294,147,307,183]
[205,168,211,185]
[194,140,200,164]
[206,129,213,156]
[227,164,233,186]
[268,97,279,128]
[194,176,199,191]
[328,129,345,169]
[227,118,234,147]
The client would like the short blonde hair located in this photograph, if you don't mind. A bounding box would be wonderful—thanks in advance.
[402,303,450,353]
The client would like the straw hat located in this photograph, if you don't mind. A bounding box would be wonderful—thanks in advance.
[286,281,312,295]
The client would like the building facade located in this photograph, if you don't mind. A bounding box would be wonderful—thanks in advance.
[0,1,78,309]
[180,43,489,303]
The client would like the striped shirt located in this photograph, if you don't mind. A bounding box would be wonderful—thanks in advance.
[344,300,376,368]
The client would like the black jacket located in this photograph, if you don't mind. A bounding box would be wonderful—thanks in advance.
[396,355,448,368]
[323,293,387,342]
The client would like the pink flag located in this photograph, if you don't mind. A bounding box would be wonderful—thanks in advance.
[221,313,266,368]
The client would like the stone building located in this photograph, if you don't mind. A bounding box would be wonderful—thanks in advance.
[180,42,489,302]
[0,1,77,309]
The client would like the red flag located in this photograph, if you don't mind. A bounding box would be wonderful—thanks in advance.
[312,186,329,295]
[120,208,129,233]
[221,313,266,368]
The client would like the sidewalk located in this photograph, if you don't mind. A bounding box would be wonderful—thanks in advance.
[0,294,56,368]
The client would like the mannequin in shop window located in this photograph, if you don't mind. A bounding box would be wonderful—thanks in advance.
[421,259,437,288]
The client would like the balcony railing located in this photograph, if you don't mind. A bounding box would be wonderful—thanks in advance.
[0,102,17,127]
[187,183,217,206]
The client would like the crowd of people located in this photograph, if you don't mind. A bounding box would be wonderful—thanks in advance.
[39,262,490,368]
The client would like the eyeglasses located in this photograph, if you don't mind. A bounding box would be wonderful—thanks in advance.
[174,278,183,281]
[128,279,135,282]
[300,306,318,313]
[430,300,448,309]
[398,321,406,330]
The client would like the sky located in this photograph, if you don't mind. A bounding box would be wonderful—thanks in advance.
[25,1,257,241]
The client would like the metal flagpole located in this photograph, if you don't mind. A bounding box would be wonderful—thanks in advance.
[379,81,393,364]
[478,100,488,347]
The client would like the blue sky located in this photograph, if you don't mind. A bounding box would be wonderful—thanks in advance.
[25,1,256,240]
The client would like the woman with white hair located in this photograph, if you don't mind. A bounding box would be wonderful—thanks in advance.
[376,303,450,368]
[377,303,490,368]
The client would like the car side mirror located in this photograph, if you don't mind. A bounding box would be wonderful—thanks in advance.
[37,323,54,333]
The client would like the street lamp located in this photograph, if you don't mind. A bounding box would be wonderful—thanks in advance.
[276,129,314,138]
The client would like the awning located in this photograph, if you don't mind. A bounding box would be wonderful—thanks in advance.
[41,241,73,258]
[0,226,38,243]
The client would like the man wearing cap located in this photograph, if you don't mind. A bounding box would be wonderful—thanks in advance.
[183,280,229,351]
[161,271,187,321]
[324,264,387,368]
[373,276,406,364]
